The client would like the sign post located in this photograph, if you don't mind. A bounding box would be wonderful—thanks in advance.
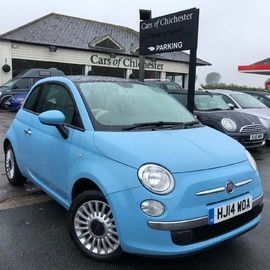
[139,8,199,113]
[139,9,152,82]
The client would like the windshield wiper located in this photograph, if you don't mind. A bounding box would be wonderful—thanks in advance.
[204,108,224,111]
[183,120,201,127]
[122,121,200,131]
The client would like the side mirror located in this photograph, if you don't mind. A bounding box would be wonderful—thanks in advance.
[39,110,69,139]
[228,103,235,109]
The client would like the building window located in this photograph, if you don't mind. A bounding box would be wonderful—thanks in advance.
[166,72,185,87]
[129,70,161,80]
[91,66,125,78]
[12,59,84,76]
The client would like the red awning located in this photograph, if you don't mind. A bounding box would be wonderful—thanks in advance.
[238,64,270,75]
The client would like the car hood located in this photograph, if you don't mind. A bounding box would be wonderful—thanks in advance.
[237,108,270,119]
[93,126,247,173]
[0,86,10,91]
[196,110,262,125]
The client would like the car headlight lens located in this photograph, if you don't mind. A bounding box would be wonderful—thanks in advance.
[221,118,237,131]
[141,200,164,217]
[246,150,257,172]
[138,164,175,194]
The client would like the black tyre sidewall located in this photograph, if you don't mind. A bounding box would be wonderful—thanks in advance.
[67,190,123,262]
[1,97,10,109]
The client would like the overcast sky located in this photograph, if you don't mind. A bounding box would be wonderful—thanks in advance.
[1,0,269,87]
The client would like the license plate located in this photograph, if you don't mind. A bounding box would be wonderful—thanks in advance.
[250,134,263,140]
[209,196,252,225]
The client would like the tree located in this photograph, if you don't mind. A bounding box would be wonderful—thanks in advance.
[205,72,221,85]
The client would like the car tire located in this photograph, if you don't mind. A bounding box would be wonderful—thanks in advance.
[1,96,10,109]
[67,190,123,262]
[5,144,27,186]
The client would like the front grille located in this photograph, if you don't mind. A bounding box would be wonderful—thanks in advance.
[240,124,266,134]
[171,203,263,245]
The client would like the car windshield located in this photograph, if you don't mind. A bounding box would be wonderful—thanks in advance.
[78,81,197,131]
[2,78,20,87]
[170,93,230,111]
[231,94,267,109]
[194,94,230,111]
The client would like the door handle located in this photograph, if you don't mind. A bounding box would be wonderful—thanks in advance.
[24,129,32,135]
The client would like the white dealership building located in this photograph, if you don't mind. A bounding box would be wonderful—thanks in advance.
[0,13,209,86]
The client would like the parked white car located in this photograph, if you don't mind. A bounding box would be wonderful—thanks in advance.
[211,89,270,141]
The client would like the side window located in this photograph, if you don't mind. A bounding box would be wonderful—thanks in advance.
[221,95,237,107]
[16,78,31,89]
[23,85,42,111]
[164,83,180,91]
[33,78,42,84]
[36,83,80,127]
[255,96,264,104]
[172,94,187,107]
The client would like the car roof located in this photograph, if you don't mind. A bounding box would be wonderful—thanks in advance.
[210,89,248,95]
[36,75,142,85]
[66,75,135,83]
[168,89,221,95]
[245,91,268,95]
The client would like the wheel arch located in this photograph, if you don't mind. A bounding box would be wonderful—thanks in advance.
[3,138,11,153]
[1,95,11,108]
[71,178,102,201]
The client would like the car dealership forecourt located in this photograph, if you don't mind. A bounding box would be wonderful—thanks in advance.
[4,76,263,261]
[1,7,265,263]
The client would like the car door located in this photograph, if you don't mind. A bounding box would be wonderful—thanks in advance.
[21,82,82,200]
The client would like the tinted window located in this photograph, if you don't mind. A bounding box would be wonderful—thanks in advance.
[171,94,187,106]
[15,78,31,89]
[23,85,42,110]
[221,95,238,107]
[164,83,182,91]
[24,83,81,127]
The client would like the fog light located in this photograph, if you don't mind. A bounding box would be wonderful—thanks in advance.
[141,200,164,217]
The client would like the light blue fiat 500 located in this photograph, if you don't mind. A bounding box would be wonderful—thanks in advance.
[4,76,263,262]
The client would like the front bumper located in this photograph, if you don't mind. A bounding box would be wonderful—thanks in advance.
[106,161,263,256]
[228,124,267,149]
[148,193,263,231]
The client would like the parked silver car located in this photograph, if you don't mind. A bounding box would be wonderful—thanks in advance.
[211,89,270,142]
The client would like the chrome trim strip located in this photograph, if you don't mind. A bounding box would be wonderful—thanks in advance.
[196,187,225,196]
[148,216,209,231]
[253,193,263,206]
[196,178,253,196]
[148,193,263,231]
[235,178,253,187]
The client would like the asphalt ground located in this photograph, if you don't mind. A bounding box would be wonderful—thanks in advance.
[0,110,269,269]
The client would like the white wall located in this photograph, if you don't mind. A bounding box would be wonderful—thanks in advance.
[0,41,12,85]
[1,42,190,84]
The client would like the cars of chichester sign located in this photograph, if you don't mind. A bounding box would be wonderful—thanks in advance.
[139,8,199,55]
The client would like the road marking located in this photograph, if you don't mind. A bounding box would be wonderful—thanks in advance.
[0,195,52,211]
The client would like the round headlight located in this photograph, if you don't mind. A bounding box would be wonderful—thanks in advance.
[221,118,237,131]
[138,164,175,194]
[246,150,257,172]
